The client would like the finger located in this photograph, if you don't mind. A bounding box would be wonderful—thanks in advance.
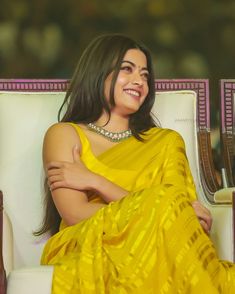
[192,201,210,213]
[48,180,66,191]
[50,182,62,191]
[194,209,212,228]
[47,161,65,170]
[47,175,63,185]
[72,144,80,163]
[192,201,208,211]
[199,219,210,234]
[50,181,75,191]
[47,168,63,177]
[192,202,212,221]
[50,182,64,191]
[192,205,212,231]
[193,207,211,220]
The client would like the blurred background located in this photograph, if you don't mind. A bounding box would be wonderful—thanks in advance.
[0,0,235,176]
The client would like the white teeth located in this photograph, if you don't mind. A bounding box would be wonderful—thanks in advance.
[125,89,140,97]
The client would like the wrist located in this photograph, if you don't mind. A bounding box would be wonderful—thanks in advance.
[90,173,103,191]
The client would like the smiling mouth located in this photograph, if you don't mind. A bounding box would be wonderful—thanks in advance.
[124,89,141,98]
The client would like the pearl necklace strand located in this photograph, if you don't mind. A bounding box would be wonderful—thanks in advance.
[87,122,132,142]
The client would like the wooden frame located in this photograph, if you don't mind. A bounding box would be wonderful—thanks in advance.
[220,79,235,187]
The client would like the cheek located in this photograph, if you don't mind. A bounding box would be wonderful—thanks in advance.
[104,78,112,101]
[143,83,149,97]
[113,76,126,98]
[140,84,149,104]
[104,86,109,101]
[116,75,127,87]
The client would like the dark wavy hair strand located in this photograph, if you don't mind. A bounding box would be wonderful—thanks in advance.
[34,34,156,237]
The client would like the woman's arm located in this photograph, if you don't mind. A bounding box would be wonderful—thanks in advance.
[44,123,107,226]
[44,123,127,226]
[47,144,128,203]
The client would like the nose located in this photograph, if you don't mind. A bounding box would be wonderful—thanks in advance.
[131,71,143,86]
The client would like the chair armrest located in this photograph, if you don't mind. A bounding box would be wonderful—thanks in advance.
[209,189,235,262]
[209,204,233,261]
[214,187,235,203]
[7,266,53,294]
[209,188,235,261]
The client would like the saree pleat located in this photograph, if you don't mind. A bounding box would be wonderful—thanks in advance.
[41,124,235,293]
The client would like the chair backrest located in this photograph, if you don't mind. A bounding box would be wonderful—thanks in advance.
[153,79,217,203]
[0,79,232,272]
[220,79,235,187]
[0,80,68,270]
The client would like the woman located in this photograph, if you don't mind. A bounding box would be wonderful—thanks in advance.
[37,34,235,293]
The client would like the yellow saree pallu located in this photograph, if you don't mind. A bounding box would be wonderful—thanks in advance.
[41,124,235,293]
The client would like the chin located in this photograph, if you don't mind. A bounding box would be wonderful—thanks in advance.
[125,106,141,115]
[127,102,142,112]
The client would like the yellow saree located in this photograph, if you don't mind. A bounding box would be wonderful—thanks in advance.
[41,124,235,293]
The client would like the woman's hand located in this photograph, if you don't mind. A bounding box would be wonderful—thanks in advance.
[192,201,212,235]
[47,145,96,191]
[47,143,128,203]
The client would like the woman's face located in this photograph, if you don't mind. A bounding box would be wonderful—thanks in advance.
[104,49,149,117]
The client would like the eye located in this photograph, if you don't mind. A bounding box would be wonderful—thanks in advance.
[120,65,132,73]
[141,72,149,81]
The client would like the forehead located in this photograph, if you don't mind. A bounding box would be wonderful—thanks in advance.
[122,49,147,68]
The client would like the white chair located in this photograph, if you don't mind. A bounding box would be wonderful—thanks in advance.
[0,79,234,294]
[0,80,67,294]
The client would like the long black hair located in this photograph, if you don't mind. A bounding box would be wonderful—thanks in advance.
[59,33,156,138]
[35,34,156,237]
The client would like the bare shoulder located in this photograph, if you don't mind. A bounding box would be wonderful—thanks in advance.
[45,122,78,138]
[43,122,81,164]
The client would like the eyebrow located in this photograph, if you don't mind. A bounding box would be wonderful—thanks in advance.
[121,60,149,71]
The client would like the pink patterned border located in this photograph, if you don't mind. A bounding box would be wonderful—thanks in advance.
[220,79,235,186]
[0,79,70,91]
[220,79,235,134]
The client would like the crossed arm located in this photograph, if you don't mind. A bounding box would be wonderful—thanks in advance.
[43,123,128,226]
[44,123,212,233]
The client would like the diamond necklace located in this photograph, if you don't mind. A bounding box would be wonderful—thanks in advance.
[87,122,132,142]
